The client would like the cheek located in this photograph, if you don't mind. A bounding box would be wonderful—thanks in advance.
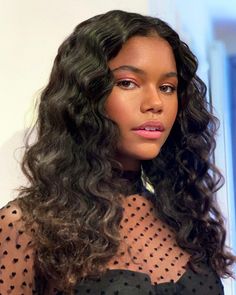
[168,100,178,126]
[105,91,133,123]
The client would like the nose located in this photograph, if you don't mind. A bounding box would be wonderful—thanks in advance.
[140,85,163,114]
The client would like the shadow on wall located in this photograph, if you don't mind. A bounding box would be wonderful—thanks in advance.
[0,130,31,207]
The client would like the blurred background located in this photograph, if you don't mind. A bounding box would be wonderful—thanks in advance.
[0,0,235,293]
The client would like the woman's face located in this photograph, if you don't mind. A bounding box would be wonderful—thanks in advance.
[105,35,178,171]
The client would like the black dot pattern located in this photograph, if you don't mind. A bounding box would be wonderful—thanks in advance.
[0,203,36,295]
[0,199,224,295]
[107,194,190,285]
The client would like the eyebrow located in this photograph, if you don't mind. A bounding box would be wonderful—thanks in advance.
[111,65,178,79]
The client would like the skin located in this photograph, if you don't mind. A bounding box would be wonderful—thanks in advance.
[105,35,178,171]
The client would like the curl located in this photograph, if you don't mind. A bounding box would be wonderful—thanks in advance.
[17,10,235,294]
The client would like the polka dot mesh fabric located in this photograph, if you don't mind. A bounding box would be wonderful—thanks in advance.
[106,194,190,284]
[0,203,35,295]
[0,179,224,294]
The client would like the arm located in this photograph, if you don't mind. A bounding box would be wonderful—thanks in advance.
[0,202,35,295]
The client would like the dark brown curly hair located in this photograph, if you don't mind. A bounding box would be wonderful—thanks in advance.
[17,9,235,294]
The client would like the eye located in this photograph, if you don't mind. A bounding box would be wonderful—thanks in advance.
[116,80,138,90]
[160,84,176,94]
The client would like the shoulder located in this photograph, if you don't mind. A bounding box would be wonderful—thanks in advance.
[0,200,33,253]
[0,200,23,224]
[0,201,36,293]
[0,200,25,236]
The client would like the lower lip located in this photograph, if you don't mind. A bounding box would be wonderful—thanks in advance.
[132,129,163,139]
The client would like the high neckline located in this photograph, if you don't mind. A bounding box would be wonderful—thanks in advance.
[121,170,143,195]
[122,170,141,180]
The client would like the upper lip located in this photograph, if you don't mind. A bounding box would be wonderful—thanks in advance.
[133,121,165,131]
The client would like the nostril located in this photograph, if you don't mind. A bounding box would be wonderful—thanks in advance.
[140,90,163,113]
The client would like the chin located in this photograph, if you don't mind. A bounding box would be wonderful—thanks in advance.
[117,145,162,165]
[135,149,161,161]
[139,147,162,159]
[139,154,159,160]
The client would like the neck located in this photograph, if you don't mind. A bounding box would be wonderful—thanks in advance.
[115,154,141,172]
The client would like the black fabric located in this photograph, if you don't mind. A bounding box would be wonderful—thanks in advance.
[121,170,144,195]
[71,266,224,295]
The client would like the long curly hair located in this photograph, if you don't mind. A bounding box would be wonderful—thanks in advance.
[17,9,235,294]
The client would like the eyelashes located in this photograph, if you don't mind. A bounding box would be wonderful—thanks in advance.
[159,85,177,94]
[116,80,138,90]
[116,79,177,94]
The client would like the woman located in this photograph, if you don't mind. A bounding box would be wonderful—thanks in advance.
[0,10,235,295]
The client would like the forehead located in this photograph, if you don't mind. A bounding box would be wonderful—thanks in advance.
[108,35,176,71]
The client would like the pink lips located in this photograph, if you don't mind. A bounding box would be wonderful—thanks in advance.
[132,121,164,139]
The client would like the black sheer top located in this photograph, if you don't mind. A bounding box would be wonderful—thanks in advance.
[0,172,224,294]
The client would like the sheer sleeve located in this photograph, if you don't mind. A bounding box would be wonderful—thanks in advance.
[0,202,35,295]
